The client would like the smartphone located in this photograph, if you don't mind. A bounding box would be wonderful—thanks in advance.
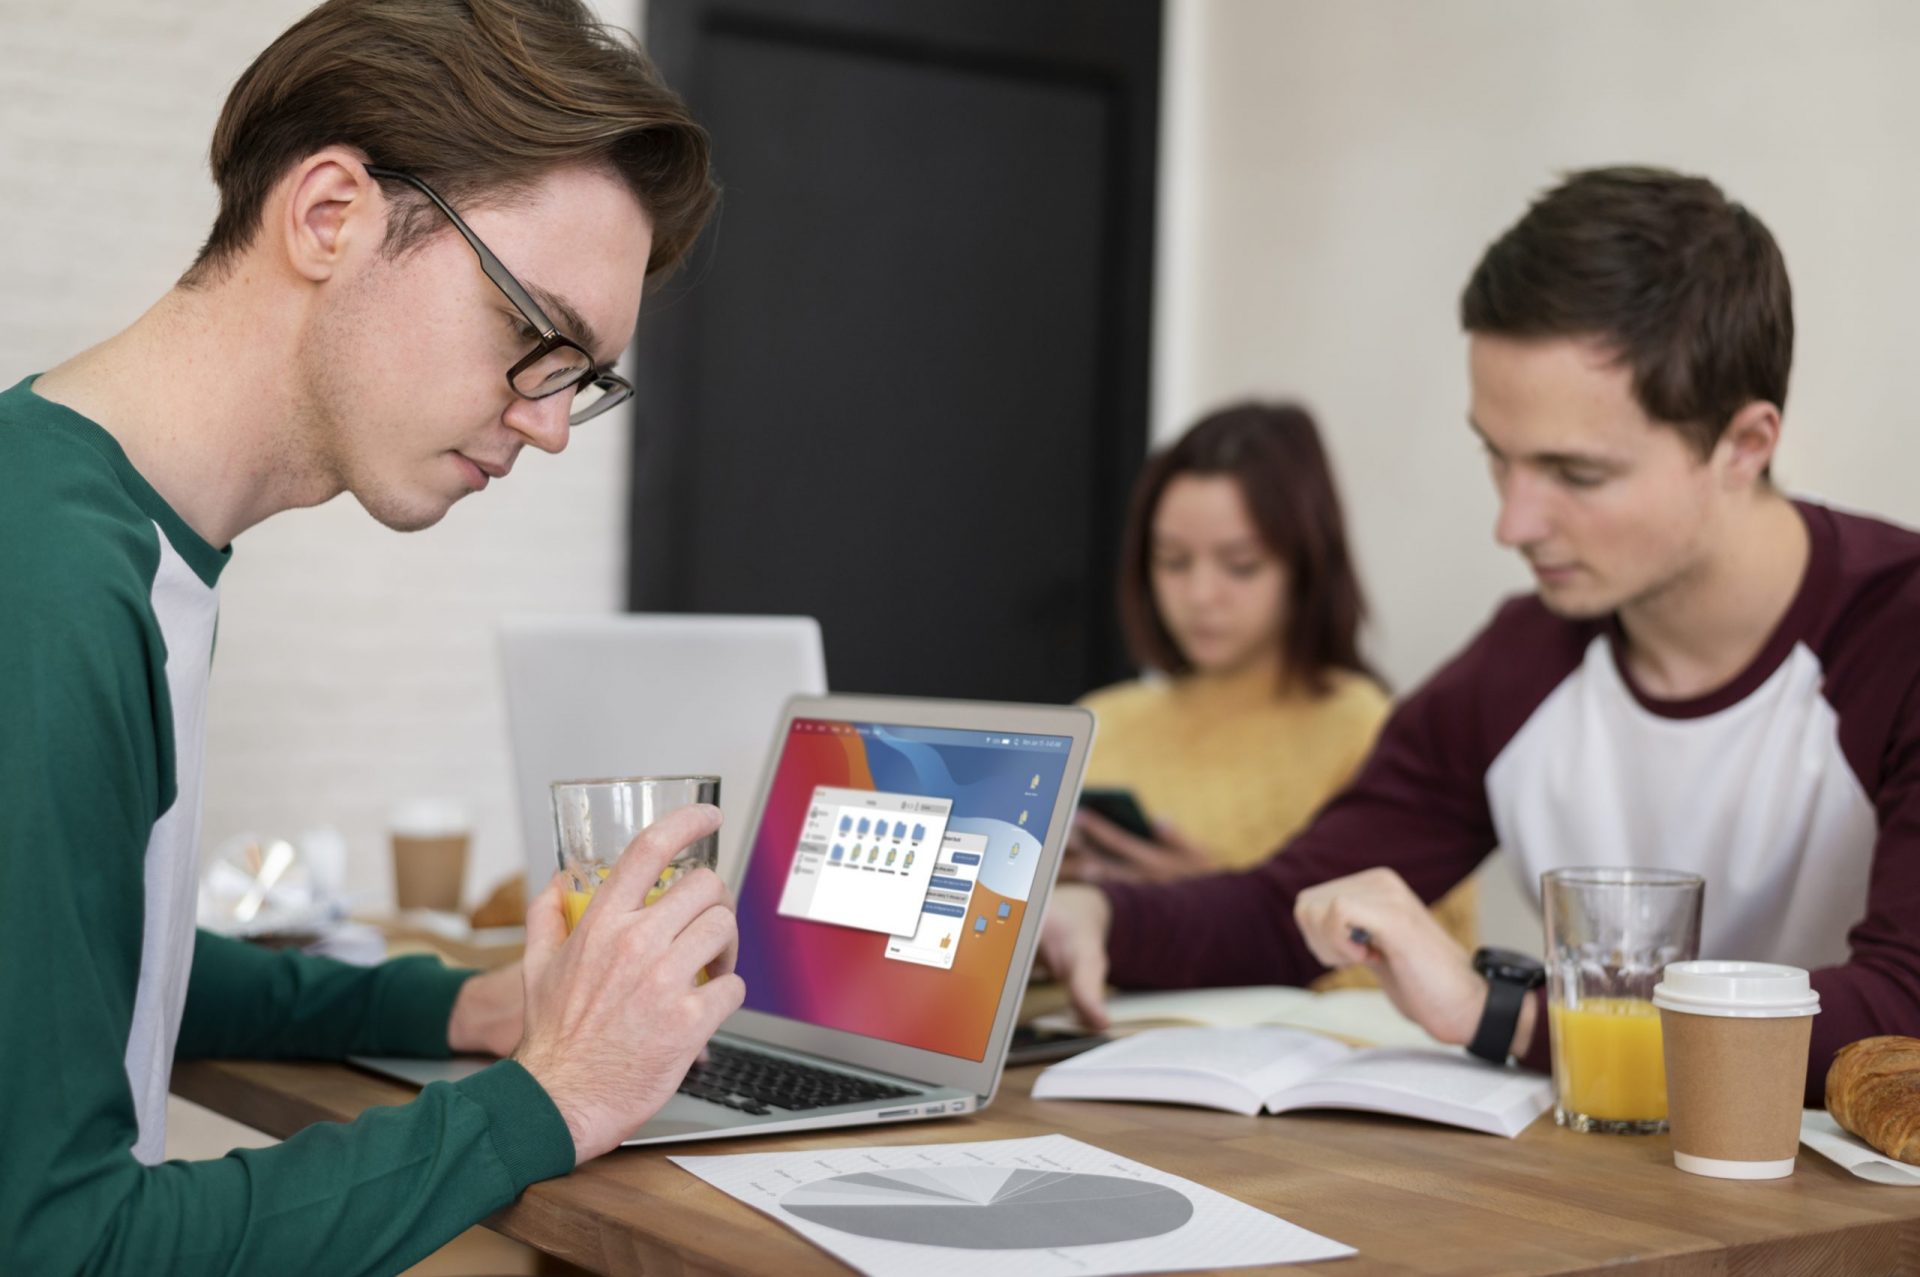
[1077,786,1154,840]
[1006,1023,1110,1066]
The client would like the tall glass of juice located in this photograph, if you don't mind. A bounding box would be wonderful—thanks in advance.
[1542,867,1703,1134]
[551,776,721,934]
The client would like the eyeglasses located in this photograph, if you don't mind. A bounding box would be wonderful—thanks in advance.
[366,166,632,425]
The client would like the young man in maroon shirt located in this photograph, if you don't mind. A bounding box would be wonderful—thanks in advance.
[1044,166,1920,1100]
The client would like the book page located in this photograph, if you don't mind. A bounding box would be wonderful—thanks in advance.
[1030,986,1437,1048]
[1080,987,1325,1029]
[1258,989,1439,1048]
[1035,1026,1352,1112]
[1265,1048,1553,1137]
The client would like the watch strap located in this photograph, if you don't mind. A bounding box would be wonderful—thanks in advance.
[1468,971,1529,1065]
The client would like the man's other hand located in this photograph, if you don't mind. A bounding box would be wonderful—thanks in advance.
[1293,867,1488,1046]
[447,962,525,1057]
[1036,883,1114,1031]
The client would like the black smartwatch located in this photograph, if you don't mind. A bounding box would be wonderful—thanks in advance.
[1468,947,1546,1065]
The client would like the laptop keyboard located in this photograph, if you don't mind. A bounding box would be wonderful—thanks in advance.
[678,1043,918,1116]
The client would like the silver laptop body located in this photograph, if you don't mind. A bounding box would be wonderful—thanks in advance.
[357,692,1094,1147]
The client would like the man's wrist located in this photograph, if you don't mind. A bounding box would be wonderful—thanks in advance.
[1087,884,1113,940]
[1057,882,1113,943]
[509,1047,589,1166]
[1434,976,1491,1047]
[1509,989,1541,1061]
[445,970,485,1052]
[447,966,523,1057]
[1464,948,1547,1063]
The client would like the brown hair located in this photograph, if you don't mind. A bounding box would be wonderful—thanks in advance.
[181,0,715,286]
[1118,402,1377,696]
[1459,165,1793,458]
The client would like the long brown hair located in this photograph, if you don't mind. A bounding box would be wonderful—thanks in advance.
[182,0,716,286]
[1117,402,1376,696]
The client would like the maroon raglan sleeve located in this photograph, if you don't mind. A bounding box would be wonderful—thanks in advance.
[1100,597,1589,994]
[1804,549,1920,1098]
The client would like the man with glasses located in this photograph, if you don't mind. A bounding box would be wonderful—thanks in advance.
[365,167,636,429]
[0,2,742,1273]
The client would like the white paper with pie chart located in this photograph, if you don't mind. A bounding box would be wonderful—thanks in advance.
[778,1165,1192,1248]
[672,1133,1356,1275]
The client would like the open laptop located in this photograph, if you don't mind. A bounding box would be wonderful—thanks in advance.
[497,613,827,891]
[355,692,1094,1145]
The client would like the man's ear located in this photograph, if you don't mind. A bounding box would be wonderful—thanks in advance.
[279,148,380,284]
[1715,400,1783,490]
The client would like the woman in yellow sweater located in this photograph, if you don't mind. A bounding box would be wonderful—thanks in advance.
[1068,402,1476,976]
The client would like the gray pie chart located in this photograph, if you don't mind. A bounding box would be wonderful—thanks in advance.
[779,1166,1194,1249]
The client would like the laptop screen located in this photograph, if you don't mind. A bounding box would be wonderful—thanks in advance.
[733,716,1072,1061]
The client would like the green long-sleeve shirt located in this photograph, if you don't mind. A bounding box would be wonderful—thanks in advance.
[0,377,574,1274]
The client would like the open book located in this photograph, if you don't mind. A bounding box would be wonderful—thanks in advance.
[1031,1025,1554,1137]
[1029,984,1443,1048]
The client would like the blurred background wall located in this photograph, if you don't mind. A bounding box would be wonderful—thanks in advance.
[5,0,1918,947]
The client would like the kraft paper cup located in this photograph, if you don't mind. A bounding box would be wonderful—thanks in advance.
[390,799,470,912]
[1652,961,1819,1180]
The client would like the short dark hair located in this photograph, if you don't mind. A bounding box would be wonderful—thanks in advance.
[1117,402,1377,696]
[1459,166,1793,458]
[182,0,715,287]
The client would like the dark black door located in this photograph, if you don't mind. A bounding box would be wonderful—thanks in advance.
[631,0,1160,703]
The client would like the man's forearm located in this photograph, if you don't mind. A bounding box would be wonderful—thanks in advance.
[1102,862,1323,990]
[178,930,474,1061]
[6,1060,571,1276]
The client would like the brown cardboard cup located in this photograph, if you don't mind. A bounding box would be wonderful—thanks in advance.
[1653,961,1819,1180]
[391,800,469,912]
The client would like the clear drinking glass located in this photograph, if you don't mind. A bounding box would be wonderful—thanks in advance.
[1542,867,1704,1134]
[551,776,720,933]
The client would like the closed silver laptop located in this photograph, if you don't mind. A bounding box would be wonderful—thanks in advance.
[497,613,827,891]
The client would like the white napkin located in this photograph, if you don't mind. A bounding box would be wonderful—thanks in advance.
[197,828,349,939]
[1800,1110,1920,1185]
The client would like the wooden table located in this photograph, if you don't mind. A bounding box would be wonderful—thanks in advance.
[172,1057,1920,1275]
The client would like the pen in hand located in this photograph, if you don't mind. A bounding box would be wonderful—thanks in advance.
[1348,925,1378,956]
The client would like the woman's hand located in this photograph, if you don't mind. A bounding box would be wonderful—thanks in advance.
[1060,807,1214,884]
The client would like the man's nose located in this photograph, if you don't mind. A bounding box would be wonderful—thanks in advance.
[1493,471,1550,549]
[504,389,572,455]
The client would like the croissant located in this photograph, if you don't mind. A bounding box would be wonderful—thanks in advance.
[468,875,527,931]
[1826,1035,1920,1165]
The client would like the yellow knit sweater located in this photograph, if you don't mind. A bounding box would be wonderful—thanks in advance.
[1078,664,1478,989]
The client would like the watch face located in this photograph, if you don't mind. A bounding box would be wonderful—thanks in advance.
[1474,946,1546,985]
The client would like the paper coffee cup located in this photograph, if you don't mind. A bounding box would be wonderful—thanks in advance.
[1652,961,1819,1180]
[390,799,469,912]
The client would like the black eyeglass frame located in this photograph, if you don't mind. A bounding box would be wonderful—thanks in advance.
[365,165,632,425]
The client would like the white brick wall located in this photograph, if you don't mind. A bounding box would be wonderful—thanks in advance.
[2,0,643,911]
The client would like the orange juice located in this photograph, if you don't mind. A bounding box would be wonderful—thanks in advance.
[1549,997,1667,1122]
[560,868,704,982]
[561,876,671,931]
[562,887,596,931]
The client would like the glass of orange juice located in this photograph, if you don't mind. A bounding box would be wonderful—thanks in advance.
[551,776,721,935]
[1542,867,1703,1134]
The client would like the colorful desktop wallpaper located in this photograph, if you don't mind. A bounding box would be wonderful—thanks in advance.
[735,718,1070,1060]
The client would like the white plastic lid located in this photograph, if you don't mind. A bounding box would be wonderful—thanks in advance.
[389,799,469,838]
[1652,960,1820,1019]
